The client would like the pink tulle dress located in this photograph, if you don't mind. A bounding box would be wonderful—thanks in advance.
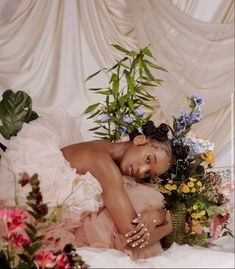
[0,112,164,260]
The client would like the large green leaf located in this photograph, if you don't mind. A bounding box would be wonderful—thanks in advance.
[0,89,39,139]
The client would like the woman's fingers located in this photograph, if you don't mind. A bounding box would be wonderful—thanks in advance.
[127,226,147,243]
[125,223,143,238]
[131,231,150,248]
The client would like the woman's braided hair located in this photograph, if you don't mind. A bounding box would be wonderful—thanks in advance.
[129,120,190,163]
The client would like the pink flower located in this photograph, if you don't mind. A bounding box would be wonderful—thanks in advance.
[35,251,56,269]
[0,208,28,232]
[10,232,29,247]
[192,223,203,235]
[210,214,229,237]
[56,254,71,268]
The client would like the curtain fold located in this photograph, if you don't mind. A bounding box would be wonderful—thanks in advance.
[128,0,234,166]
[0,0,234,167]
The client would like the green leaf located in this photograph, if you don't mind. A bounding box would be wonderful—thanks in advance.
[144,60,168,72]
[112,79,119,98]
[124,70,135,95]
[94,90,112,95]
[0,89,39,139]
[108,57,128,72]
[84,103,100,114]
[127,50,137,57]
[88,88,105,91]
[111,44,129,54]
[141,47,154,58]
[87,110,101,119]
[127,99,135,111]
[89,126,101,131]
[18,254,31,263]
[85,68,107,81]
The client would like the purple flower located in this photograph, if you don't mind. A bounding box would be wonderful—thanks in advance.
[191,111,202,123]
[116,125,127,135]
[135,107,144,117]
[192,92,205,109]
[123,116,133,124]
[101,114,110,122]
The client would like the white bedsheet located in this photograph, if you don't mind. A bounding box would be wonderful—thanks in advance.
[77,239,234,268]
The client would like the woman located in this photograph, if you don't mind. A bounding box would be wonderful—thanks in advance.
[0,113,173,260]
[60,121,173,259]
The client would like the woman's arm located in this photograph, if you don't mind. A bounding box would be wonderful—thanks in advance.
[88,151,137,235]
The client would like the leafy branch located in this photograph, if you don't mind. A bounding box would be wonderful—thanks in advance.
[84,44,167,141]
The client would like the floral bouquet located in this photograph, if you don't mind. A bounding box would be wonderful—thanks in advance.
[0,173,88,269]
[157,93,234,247]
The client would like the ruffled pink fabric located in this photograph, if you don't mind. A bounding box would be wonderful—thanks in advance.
[40,182,164,260]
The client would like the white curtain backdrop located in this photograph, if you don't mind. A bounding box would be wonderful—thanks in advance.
[0,0,234,168]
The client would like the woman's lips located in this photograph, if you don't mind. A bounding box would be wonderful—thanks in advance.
[129,165,135,177]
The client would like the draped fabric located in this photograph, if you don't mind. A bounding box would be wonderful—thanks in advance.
[0,0,234,168]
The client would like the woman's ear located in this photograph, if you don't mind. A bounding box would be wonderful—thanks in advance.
[133,135,148,146]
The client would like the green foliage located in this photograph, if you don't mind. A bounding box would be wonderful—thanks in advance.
[0,89,38,139]
[84,44,167,141]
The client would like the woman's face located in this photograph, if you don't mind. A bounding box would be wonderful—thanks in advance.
[120,137,171,181]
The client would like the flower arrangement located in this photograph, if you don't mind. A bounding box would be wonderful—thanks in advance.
[0,173,88,269]
[84,44,167,142]
[157,93,234,247]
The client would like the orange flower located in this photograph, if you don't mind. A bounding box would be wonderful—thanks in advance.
[181,184,190,193]
[200,152,215,164]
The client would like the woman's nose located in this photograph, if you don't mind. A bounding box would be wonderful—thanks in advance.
[138,164,150,177]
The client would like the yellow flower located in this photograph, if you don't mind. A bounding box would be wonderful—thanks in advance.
[189,177,197,182]
[196,181,202,186]
[187,181,194,187]
[181,184,190,193]
[168,179,173,184]
[200,210,206,216]
[191,188,196,193]
[193,204,198,210]
[159,187,170,194]
[200,152,215,164]
[166,184,176,191]
[192,220,198,225]
[191,213,201,219]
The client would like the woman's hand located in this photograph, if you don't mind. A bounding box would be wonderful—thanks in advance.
[125,209,167,248]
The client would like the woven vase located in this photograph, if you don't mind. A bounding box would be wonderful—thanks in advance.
[161,202,187,249]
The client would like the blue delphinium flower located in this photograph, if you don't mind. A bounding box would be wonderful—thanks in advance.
[192,92,205,109]
[191,111,202,123]
[123,116,133,124]
[117,125,127,135]
[135,107,144,117]
[101,114,110,122]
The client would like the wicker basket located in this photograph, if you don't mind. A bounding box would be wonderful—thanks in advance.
[161,202,187,249]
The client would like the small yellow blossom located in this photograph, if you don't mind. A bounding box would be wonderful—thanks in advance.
[159,187,170,194]
[181,184,190,193]
[191,212,201,219]
[197,181,202,187]
[192,220,198,225]
[200,152,215,164]
[168,179,173,184]
[200,210,206,216]
[193,204,198,210]
[191,188,196,193]
[188,182,194,187]
[165,184,177,191]
[189,177,197,182]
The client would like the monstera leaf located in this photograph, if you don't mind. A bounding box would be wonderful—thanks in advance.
[0,89,39,139]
